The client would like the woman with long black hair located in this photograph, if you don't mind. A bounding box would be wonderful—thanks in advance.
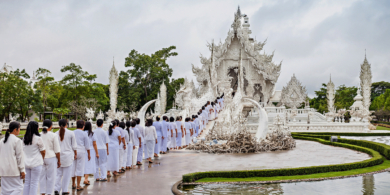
[0,121,25,195]
[83,121,98,186]
[125,121,136,170]
[40,119,61,195]
[54,119,77,195]
[107,121,121,177]
[23,121,46,195]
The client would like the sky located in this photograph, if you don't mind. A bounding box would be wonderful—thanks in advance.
[1,0,389,97]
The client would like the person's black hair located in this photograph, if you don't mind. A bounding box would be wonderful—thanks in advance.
[119,122,126,129]
[176,116,181,121]
[58,119,67,141]
[125,121,131,140]
[130,121,136,127]
[135,118,140,124]
[76,120,85,129]
[195,115,198,118]
[185,118,190,122]
[84,121,93,136]
[156,116,160,121]
[42,119,53,134]
[4,121,20,143]
[198,112,201,115]
[115,119,120,126]
[217,97,220,99]
[232,92,235,97]
[192,115,196,119]
[97,119,104,127]
[180,116,183,120]
[202,106,205,110]
[211,102,215,106]
[170,117,175,122]
[109,120,116,135]
[24,121,40,145]
[146,119,153,127]
[163,116,168,121]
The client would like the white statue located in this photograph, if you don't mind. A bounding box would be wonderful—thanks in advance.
[85,108,95,121]
[280,74,307,108]
[96,110,104,120]
[109,59,119,112]
[327,75,335,114]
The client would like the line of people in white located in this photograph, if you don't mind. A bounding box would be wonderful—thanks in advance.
[0,95,224,195]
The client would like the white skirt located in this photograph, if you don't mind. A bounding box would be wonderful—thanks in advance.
[107,147,119,172]
[185,133,191,145]
[170,132,176,148]
[84,148,96,174]
[146,140,154,158]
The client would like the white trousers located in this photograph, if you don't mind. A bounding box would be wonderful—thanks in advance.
[1,176,23,195]
[154,136,162,154]
[40,157,57,194]
[55,164,73,193]
[143,143,147,159]
[132,146,139,166]
[71,152,85,177]
[119,148,124,169]
[161,136,168,152]
[24,165,42,195]
[95,149,108,179]
[126,143,133,167]
[146,140,154,158]
[121,148,127,168]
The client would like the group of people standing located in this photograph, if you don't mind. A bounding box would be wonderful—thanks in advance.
[0,95,224,195]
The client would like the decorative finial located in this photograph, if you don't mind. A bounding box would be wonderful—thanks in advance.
[237,5,241,16]
[330,74,331,82]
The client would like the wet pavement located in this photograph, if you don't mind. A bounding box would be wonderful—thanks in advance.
[9,139,368,195]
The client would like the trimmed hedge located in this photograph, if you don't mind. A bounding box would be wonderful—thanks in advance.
[293,133,390,160]
[292,132,390,136]
[182,136,383,182]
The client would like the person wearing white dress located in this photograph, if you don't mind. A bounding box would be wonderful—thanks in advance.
[152,117,162,157]
[184,118,192,147]
[169,117,177,150]
[125,121,136,169]
[107,121,121,177]
[209,102,216,120]
[83,121,98,186]
[23,121,46,195]
[0,122,25,195]
[118,122,129,172]
[144,119,157,163]
[114,119,127,173]
[71,120,90,191]
[40,119,61,195]
[161,116,169,154]
[175,117,183,149]
[135,118,145,165]
[55,119,77,195]
[93,119,109,182]
[131,121,142,167]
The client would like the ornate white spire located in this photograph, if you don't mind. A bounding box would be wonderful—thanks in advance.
[159,81,167,114]
[327,74,335,113]
[360,53,372,110]
[109,58,119,112]
[280,74,307,108]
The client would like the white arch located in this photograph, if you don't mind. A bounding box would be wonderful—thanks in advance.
[242,98,268,141]
[137,99,157,127]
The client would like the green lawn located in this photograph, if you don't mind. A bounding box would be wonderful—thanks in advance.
[196,159,390,183]
[376,126,390,130]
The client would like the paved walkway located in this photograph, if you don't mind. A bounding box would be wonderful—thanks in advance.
[11,139,367,195]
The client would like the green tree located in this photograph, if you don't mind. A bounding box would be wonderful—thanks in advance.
[34,68,56,119]
[334,85,357,110]
[309,84,328,113]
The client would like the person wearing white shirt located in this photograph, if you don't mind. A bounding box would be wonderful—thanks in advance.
[175,117,183,149]
[23,121,46,195]
[135,118,145,165]
[54,119,77,195]
[161,116,169,154]
[184,118,193,147]
[169,117,177,150]
[71,120,90,191]
[0,122,25,195]
[125,121,136,169]
[83,121,99,186]
[130,121,142,168]
[144,119,157,163]
[40,119,61,195]
[118,122,129,171]
[152,117,162,157]
[114,119,126,173]
[93,119,109,182]
[107,121,121,177]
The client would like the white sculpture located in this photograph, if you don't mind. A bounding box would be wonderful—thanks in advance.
[1,63,13,74]
[137,99,157,127]
[109,59,119,112]
[327,75,336,114]
[360,54,372,111]
[85,108,95,121]
[280,74,307,108]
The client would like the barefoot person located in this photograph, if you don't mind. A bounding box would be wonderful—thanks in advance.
[0,122,25,195]
[175,117,183,149]
[169,117,177,150]
[125,121,136,169]
[107,121,121,177]
[83,121,99,186]
[23,121,46,195]
[131,121,142,168]
[94,119,109,182]
[144,119,157,163]
[40,119,61,195]
[161,116,169,154]
[152,116,162,157]
[71,120,90,191]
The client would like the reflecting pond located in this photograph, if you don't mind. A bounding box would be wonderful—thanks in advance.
[181,172,390,194]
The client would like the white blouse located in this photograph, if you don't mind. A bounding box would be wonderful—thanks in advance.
[41,131,60,159]
[23,135,45,168]
[184,122,192,134]
[0,134,25,176]
[56,129,77,167]
[127,128,136,145]
[144,126,157,141]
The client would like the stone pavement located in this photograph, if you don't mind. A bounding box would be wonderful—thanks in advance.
[12,139,368,195]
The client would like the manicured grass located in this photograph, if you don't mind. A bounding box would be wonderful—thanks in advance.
[376,126,390,130]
